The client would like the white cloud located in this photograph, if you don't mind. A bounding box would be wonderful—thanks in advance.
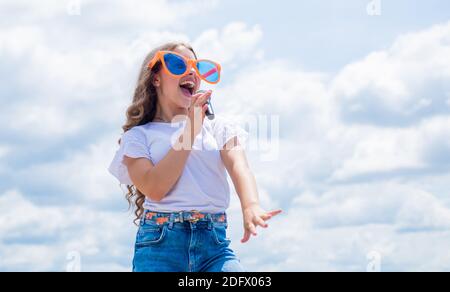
[16,133,126,204]
[1,0,450,272]
[331,21,450,124]
[0,0,222,139]
[206,20,450,271]
[0,189,136,271]
[294,182,450,230]
[2,103,85,137]
[86,0,220,30]
[1,0,219,30]
[330,126,423,181]
[230,180,450,271]
[193,22,264,66]
[0,25,44,57]
[0,145,9,159]
[0,26,190,140]
[212,22,450,184]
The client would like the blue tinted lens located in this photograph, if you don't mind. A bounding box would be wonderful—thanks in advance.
[164,53,187,75]
[197,61,219,83]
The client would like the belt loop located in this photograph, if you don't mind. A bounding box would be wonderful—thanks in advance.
[168,213,174,230]
[140,210,146,226]
[179,211,184,223]
[207,214,213,230]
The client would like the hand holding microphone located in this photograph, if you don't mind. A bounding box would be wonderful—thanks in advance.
[196,89,215,120]
[186,90,213,140]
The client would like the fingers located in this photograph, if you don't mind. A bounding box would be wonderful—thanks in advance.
[260,213,272,221]
[260,210,281,221]
[241,220,264,243]
[255,216,268,228]
[241,230,250,243]
[241,222,257,243]
[194,90,212,107]
[189,93,200,108]
[267,209,282,217]
[189,91,208,108]
[202,104,208,114]
[241,214,279,244]
[240,209,283,244]
[190,92,202,106]
[245,221,257,236]
[194,92,211,121]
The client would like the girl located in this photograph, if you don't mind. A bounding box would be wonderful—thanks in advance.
[108,42,281,272]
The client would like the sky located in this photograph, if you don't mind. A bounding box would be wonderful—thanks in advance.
[0,0,450,271]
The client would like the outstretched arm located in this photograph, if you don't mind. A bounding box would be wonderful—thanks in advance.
[220,137,282,243]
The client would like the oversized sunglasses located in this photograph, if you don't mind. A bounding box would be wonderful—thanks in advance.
[148,51,221,84]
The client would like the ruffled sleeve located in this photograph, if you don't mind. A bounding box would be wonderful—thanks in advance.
[211,116,249,149]
[108,127,153,185]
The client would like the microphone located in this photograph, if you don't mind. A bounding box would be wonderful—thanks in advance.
[196,89,215,120]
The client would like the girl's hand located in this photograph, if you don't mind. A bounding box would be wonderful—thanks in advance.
[187,90,212,138]
[241,204,282,243]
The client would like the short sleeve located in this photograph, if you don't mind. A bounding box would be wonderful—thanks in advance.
[211,116,249,149]
[108,128,153,185]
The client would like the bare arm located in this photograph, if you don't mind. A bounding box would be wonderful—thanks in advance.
[221,137,282,243]
[123,127,194,201]
[220,137,258,209]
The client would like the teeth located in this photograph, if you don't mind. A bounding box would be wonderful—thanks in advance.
[180,81,195,88]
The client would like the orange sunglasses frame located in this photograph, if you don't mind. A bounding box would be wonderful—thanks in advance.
[148,50,222,84]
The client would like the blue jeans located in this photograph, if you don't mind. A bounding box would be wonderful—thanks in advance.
[132,211,245,272]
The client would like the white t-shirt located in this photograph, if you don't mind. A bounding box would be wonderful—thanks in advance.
[108,116,249,213]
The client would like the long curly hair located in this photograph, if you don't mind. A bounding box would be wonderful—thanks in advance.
[119,41,198,225]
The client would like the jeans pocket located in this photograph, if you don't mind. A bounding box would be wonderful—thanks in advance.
[135,224,167,247]
[212,223,231,246]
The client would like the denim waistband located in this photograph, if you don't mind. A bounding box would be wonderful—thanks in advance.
[141,209,227,225]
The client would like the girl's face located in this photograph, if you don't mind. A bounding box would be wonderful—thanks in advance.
[153,46,201,109]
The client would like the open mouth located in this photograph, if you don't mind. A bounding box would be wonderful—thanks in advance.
[179,80,195,97]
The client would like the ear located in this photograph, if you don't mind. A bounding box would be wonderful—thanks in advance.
[152,76,160,87]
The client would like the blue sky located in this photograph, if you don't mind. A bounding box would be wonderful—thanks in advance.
[189,0,450,71]
[0,0,450,271]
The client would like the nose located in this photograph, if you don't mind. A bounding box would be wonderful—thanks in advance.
[186,69,198,82]
[187,68,196,75]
